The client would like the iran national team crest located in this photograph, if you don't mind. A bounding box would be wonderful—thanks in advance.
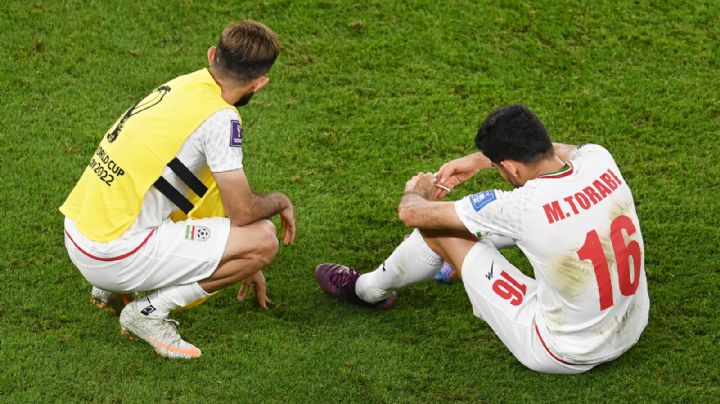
[185,225,211,241]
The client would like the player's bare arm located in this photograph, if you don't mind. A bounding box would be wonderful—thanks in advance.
[434,152,493,199]
[214,168,296,245]
[552,143,578,161]
[398,172,466,230]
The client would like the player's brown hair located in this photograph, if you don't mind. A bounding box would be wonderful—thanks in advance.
[213,20,279,83]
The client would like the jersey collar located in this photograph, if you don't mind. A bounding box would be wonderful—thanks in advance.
[538,161,574,179]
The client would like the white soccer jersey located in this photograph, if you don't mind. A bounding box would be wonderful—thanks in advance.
[455,144,649,364]
[128,108,244,234]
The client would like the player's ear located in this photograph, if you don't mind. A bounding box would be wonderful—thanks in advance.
[501,161,522,180]
[207,46,217,65]
[252,76,269,92]
[498,161,511,175]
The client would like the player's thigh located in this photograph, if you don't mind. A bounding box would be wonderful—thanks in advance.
[460,240,541,360]
[462,240,593,374]
[64,218,229,292]
[137,217,231,290]
[220,219,278,264]
[461,239,536,324]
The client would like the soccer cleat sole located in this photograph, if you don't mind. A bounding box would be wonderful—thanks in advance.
[120,326,201,359]
[120,327,138,342]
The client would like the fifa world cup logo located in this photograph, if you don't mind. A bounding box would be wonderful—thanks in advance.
[106,85,171,143]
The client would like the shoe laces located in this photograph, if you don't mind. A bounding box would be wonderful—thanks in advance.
[156,318,183,345]
[328,267,358,288]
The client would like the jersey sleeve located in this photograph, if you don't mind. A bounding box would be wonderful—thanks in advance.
[200,108,245,173]
[454,189,525,240]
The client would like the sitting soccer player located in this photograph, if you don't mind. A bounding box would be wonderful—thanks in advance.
[316,104,648,374]
[61,20,295,359]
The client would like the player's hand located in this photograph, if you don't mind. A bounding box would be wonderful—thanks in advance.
[237,270,271,309]
[434,153,489,199]
[405,172,436,200]
[279,201,296,246]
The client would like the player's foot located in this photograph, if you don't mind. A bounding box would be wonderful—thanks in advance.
[90,286,138,316]
[314,263,397,309]
[433,262,460,285]
[119,300,201,359]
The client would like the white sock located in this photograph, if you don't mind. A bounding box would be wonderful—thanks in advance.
[356,229,443,303]
[138,282,210,318]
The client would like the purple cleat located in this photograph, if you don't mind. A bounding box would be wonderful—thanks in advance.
[433,262,460,285]
[315,263,397,309]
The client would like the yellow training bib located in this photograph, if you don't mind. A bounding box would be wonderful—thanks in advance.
[60,69,232,242]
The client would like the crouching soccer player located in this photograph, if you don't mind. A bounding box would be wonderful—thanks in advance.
[60,20,295,359]
[316,104,648,374]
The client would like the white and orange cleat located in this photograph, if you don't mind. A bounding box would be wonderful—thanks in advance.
[90,286,138,316]
[119,300,201,359]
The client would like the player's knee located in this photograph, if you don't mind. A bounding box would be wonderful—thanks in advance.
[224,220,278,268]
[252,219,279,266]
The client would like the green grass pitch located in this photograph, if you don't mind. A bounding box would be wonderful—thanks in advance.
[1,0,718,401]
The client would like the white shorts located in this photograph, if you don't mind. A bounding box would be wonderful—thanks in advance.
[461,239,595,374]
[64,216,230,292]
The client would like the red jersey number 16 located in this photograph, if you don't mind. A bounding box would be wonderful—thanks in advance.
[492,271,527,306]
[577,214,642,311]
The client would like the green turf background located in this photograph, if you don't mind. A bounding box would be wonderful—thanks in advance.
[1,0,718,401]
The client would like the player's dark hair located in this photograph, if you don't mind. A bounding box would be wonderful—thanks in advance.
[213,20,279,83]
[474,104,554,164]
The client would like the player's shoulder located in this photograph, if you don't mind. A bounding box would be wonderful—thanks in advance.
[195,108,242,140]
[572,143,613,160]
[462,189,501,212]
[206,107,241,125]
[462,187,534,213]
